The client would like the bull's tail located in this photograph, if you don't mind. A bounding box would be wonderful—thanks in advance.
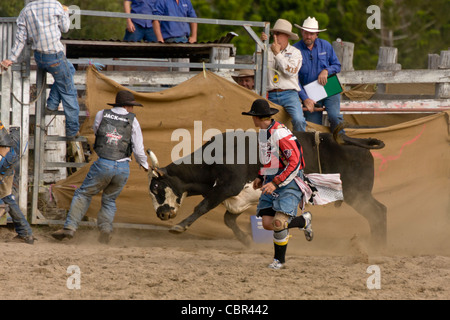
[333,122,385,150]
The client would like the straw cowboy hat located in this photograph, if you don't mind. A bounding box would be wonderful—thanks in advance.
[242,99,279,117]
[232,69,254,83]
[295,17,327,33]
[107,90,143,107]
[271,19,299,40]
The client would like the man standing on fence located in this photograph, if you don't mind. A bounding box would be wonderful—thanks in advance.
[1,0,80,139]
[293,17,344,133]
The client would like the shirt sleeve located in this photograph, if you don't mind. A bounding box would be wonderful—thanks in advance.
[273,48,302,77]
[298,82,309,101]
[187,1,197,18]
[153,0,165,15]
[9,12,28,63]
[93,110,104,134]
[325,42,341,75]
[59,5,71,34]
[131,118,149,170]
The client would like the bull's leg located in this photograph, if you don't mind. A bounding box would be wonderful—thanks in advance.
[170,184,239,234]
[347,194,387,247]
[224,210,252,246]
[169,198,219,233]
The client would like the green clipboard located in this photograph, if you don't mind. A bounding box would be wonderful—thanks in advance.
[303,74,343,102]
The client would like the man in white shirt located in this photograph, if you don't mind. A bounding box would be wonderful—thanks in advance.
[1,0,80,138]
[262,19,306,132]
[52,91,149,243]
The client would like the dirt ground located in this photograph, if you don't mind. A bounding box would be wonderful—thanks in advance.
[1,212,449,301]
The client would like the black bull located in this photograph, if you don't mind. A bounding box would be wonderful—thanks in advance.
[147,131,387,246]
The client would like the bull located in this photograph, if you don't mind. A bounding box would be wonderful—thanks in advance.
[147,130,387,246]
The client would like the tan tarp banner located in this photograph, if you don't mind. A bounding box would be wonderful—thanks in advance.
[52,66,450,247]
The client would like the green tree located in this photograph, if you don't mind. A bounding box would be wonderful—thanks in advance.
[0,0,26,17]
[325,0,450,69]
[376,0,450,68]
[193,0,258,55]
[3,0,448,69]
[64,0,124,40]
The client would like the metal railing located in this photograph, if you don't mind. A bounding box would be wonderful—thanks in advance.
[69,9,270,95]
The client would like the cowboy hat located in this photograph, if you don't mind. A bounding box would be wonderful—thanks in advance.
[294,17,327,33]
[271,19,299,40]
[242,99,279,117]
[107,90,143,107]
[232,69,255,83]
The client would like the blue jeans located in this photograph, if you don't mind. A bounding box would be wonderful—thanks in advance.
[165,36,188,43]
[256,171,303,217]
[34,51,80,137]
[1,194,33,237]
[304,93,344,133]
[64,158,130,233]
[123,24,157,42]
[268,90,306,132]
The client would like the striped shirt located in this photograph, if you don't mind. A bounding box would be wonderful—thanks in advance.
[10,0,70,63]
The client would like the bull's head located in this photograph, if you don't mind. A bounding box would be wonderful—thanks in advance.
[147,149,186,221]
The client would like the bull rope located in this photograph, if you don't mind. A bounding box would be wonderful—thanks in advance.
[314,131,323,174]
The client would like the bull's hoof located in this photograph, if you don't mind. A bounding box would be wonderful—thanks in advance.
[237,235,253,247]
[169,225,187,234]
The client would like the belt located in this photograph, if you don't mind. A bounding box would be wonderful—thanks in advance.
[34,51,63,58]
[268,89,294,93]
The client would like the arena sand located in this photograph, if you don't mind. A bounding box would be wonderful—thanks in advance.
[1,199,449,301]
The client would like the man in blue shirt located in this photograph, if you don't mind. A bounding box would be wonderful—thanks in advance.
[123,0,157,42]
[152,0,197,43]
[293,17,344,133]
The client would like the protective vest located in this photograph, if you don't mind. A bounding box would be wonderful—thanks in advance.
[258,120,305,188]
[94,109,135,160]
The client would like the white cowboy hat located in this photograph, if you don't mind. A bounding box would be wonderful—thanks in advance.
[294,17,327,33]
[271,19,299,40]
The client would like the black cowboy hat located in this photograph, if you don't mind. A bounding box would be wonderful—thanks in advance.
[242,99,279,117]
[107,90,143,107]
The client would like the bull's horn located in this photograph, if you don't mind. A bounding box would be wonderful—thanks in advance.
[146,149,159,168]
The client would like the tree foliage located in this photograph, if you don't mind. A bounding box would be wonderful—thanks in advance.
[2,0,449,69]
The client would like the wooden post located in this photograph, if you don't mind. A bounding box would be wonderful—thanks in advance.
[332,39,354,71]
[170,58,190,73]
[376,47,401,70]
[376,47,401,94]
[0,68,11,125]
[31,68,46,224]
[210,47,234,72]
[428,54,440,69]
[436,50,450,99]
